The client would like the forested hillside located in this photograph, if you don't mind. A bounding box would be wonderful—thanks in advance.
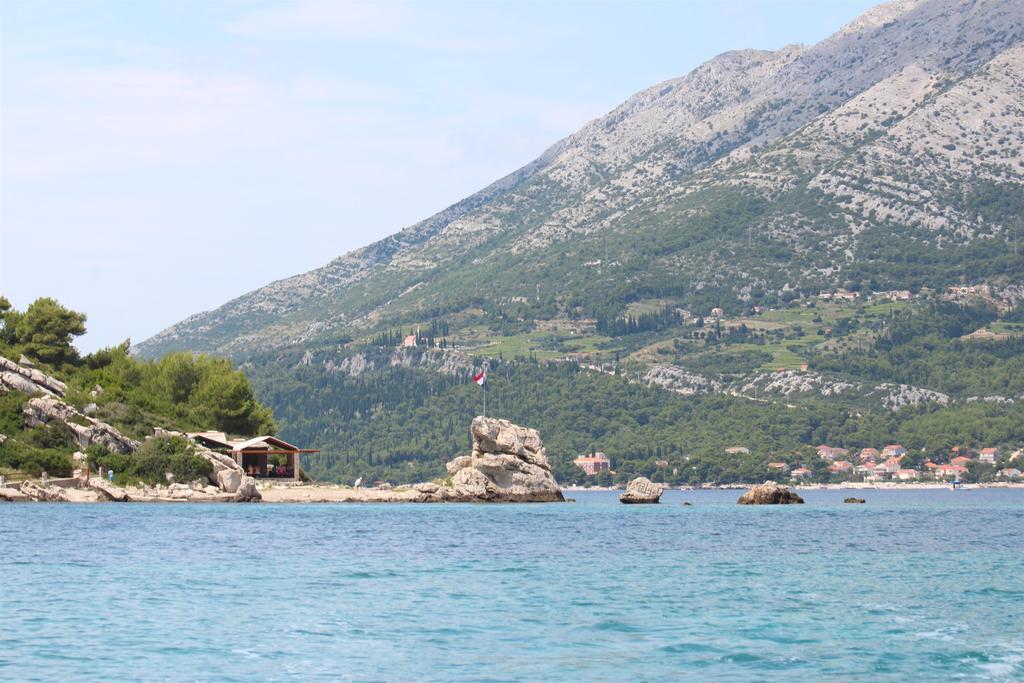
[248,295,1024,486]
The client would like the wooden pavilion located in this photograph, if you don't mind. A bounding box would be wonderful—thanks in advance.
[187,431,319,481]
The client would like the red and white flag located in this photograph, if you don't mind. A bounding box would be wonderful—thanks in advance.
[472,370,487,386]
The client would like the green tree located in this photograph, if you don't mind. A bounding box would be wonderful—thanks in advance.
[189,370,275,435]
[0,295,22,348]
[14,297,87,366]
[157,352,204,403]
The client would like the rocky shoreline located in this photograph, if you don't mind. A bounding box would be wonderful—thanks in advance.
[2,416,565,504]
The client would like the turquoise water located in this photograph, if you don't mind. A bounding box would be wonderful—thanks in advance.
[2,489,1022,681]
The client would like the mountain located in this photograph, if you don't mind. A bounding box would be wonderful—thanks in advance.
[137,0,1023,360]
[134,0,1024,485]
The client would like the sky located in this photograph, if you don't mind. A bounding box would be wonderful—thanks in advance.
[0,0,878,352]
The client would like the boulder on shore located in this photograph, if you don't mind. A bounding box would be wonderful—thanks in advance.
[234,476,261,502]
[90,478,131,502]
[216,468,243,494]
[737,481,804,505]
[441,416,564,502]
[0,486,30,502]
[19,480,69,502]
[844,497,866,504]
[619,477,663,504]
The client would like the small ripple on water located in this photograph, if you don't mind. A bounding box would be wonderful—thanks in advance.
[593,619,645,633]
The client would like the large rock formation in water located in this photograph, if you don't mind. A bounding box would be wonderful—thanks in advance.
[444,416,564,502]
[619,477,663,504]
[737,481,805,505]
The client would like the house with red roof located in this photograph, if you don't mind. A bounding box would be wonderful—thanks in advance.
[978,448,1000,464]
[997,468,1021,479]
[896,469,920,481]
[858,448,880,463]
[882,444,907,458]
[882,458,902,474]
[951,455,973,467]
[829,460,853,474]
[791,467,812,479]
[934,464,968,480]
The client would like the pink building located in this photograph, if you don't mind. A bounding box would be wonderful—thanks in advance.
[573,453,611,476]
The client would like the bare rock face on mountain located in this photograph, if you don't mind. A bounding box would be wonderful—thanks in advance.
[24,396,139,454]
[620,477,664,504]
[443,417,564,502]
[136,0,1024,363]
[738,481,805,505]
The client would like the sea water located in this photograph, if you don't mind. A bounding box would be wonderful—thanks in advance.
[1,488,1022,682]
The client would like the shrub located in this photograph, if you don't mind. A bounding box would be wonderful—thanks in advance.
[25,423,75,450]
[0,391,26,436]
[0,441,73,477]
[89,436,212,486]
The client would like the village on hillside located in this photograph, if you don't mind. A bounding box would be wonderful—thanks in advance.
[572,444,1023,486]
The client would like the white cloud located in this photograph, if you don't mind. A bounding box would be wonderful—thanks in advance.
[227,0,562,52]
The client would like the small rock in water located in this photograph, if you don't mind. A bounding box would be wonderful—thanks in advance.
[843,497,866,504]
[737,481,804,505]
[619,477,663,504]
